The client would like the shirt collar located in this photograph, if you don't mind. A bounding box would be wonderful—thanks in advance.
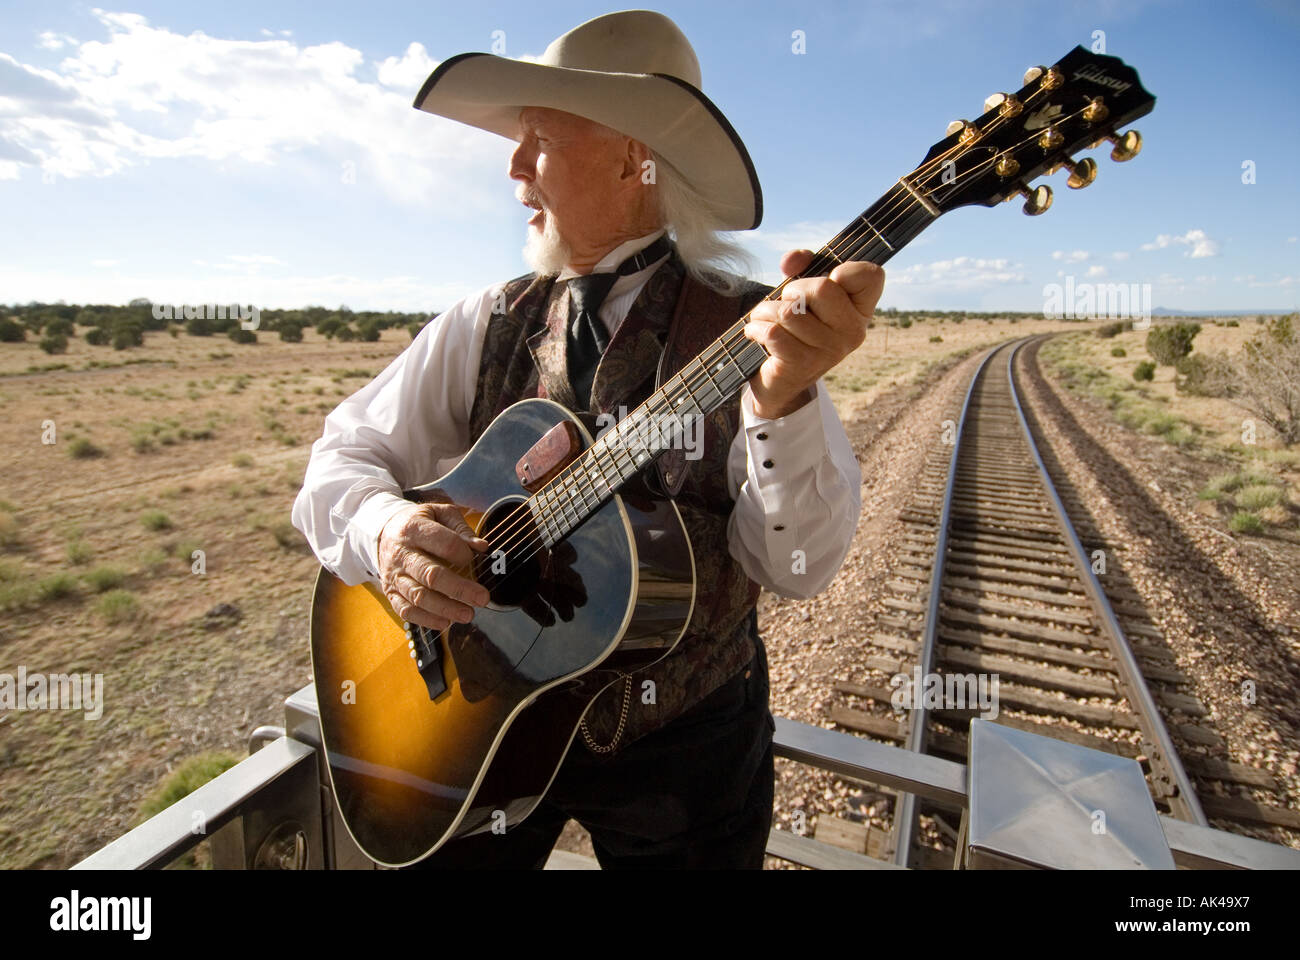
[557,228,669,286]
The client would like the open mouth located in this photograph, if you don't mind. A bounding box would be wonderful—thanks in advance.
[519,192,546,228]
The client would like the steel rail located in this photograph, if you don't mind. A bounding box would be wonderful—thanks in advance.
[890,344,1002,866]
[1005,337,1207,825]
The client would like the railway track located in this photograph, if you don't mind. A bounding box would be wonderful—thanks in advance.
[827,336,1299,868]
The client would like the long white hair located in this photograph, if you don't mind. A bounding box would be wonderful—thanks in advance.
[651,150,759,296]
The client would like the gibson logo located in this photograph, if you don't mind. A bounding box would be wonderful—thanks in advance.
[1073,63,1131,94]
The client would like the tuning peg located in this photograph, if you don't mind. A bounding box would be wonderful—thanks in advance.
[995,154,1020,178]
[1012,182,1053,216]
[1082,97,1109,124]
[946,119,978,142]
[984,92,1023,118]
[1061,156,1097,189]
[1103,129,1143,161]
[1037,125,1065,151]
[1023,65,1062,90]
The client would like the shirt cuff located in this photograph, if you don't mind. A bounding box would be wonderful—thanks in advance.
[346,492,412,582]
[741,381,831,480]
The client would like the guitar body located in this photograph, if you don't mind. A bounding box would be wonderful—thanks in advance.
[309,398,696,867]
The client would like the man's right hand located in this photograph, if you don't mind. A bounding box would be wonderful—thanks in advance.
[376,502,492,631]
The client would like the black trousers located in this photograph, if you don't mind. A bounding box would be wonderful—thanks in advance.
[409,619,775,870]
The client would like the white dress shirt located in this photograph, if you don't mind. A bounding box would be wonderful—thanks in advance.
[290,230,861,599]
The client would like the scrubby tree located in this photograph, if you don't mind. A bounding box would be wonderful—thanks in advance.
[1146,322,1200,366]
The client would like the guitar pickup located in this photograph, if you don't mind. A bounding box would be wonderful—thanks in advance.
[408,623,448,700]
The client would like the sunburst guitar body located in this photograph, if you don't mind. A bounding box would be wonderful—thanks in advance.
[309,397,696,867]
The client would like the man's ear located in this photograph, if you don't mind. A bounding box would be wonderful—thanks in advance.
[622,138,652,182]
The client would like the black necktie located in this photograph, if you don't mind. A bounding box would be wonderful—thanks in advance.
[566,234,673,410]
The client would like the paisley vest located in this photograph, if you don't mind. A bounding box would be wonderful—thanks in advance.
[467,250,771,753]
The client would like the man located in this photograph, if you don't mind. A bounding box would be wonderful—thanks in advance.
[291,10,883,869]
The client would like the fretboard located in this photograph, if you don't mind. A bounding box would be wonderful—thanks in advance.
[529,180,938,547]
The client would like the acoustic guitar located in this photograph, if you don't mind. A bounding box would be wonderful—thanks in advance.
[308,46,1155,866]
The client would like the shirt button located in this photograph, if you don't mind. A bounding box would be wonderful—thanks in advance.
[756,432,768,441]
[762,459,774,468]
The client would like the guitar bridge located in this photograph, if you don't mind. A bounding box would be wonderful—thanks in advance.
[407,622,448,700]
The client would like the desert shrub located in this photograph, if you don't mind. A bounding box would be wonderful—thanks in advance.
[67,437,105,459]
[1133,360,1155,382]
[0,317,26,341]
[1145,322,1200,366]
[1111,346,1127,357]
[96,589,139,622]
[228,328,257,344]
[1235,485,1282,511]
[39,333,68,354]
[38,572,78,602]
[141,510,173,531]
[1229,511,1263,534]
[1226,315,1300,445]
[83,565,127,592]
[112,317,144,350]
[66,540,93,565]
[1175,351,1236,397]
[1096,321,1125,338]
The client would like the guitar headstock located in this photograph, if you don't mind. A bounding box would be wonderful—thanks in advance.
[914,46,1156,216]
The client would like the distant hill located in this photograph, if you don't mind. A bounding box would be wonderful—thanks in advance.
[1151,307,1295,317]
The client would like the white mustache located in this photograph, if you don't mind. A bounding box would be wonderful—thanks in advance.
[516,186,545,210]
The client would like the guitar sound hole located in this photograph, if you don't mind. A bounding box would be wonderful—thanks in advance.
[474,498,543,609]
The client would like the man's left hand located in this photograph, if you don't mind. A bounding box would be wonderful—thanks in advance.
[743,249,885,419]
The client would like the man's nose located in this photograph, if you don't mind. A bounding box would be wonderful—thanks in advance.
[508,141,534,183]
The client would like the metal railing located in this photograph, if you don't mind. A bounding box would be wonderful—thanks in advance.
[73,683,1300,870]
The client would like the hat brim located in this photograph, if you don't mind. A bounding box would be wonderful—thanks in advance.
[413,52,762,231]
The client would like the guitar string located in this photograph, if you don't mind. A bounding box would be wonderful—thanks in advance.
[466,93,1092,585]
[452,92,1096,597]
[461,94,1093,593]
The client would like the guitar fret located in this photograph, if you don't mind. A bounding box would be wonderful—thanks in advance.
[860,215,894,252]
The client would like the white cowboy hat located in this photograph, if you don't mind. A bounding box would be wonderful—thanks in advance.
[412,9,762,231]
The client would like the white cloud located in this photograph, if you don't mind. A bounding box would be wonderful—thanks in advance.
[1086,265,1107,278]
[37,31,78,51]
[1,11,506,209]
[1051,249,1089,262]
[888,255,1027,289]
[375,42,437,91]
[1111,251,1130,261]
[1140,228,1219,258]
[745,221,846,255]
[1288,236,1297,244]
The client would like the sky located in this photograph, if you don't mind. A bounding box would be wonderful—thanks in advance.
[1,0,1297,314]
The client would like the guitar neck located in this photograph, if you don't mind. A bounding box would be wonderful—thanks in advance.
[528,182,939,547]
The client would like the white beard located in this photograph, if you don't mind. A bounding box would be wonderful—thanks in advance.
[522,210,572,276]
